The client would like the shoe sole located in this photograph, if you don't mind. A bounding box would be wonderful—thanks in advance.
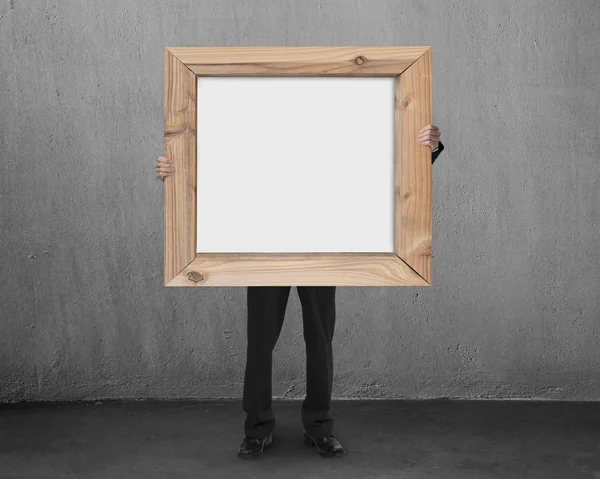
[237,435,273,459]
[303,434,346,458]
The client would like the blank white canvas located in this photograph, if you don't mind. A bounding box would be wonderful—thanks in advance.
[196,76,395,253]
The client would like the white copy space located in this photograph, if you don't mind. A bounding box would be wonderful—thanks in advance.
[196,77,395,253]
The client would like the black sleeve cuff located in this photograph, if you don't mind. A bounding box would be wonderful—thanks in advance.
[432,140,445,165]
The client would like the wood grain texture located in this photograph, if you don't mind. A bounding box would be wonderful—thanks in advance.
[166,253,428,287]
[395,48,433,284]
[164,49,197,285]
[167,46,429,76]
[163,46,433,286]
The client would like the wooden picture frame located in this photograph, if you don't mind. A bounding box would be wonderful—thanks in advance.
[164,47,433,287]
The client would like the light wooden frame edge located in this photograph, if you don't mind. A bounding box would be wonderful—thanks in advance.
[164,47,433,287]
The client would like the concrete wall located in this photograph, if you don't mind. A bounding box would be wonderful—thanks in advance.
[1,0,599,402]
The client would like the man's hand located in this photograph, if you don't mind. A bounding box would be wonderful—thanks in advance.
[155,156,176,181]
[418,124,441,151]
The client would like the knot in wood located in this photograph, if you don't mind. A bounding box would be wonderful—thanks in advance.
[354,55,366,65]
[187,271,204,283]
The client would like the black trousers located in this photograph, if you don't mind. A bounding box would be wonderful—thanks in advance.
[242,286,336,439]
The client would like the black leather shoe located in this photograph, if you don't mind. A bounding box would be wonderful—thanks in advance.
[237,433,273,459]
[303,432,345,458]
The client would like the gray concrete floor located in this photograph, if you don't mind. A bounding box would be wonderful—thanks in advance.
[1,399,599,478]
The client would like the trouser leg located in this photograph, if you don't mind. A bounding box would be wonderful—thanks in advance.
[242,286,291,438]
[297,286,337,437]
